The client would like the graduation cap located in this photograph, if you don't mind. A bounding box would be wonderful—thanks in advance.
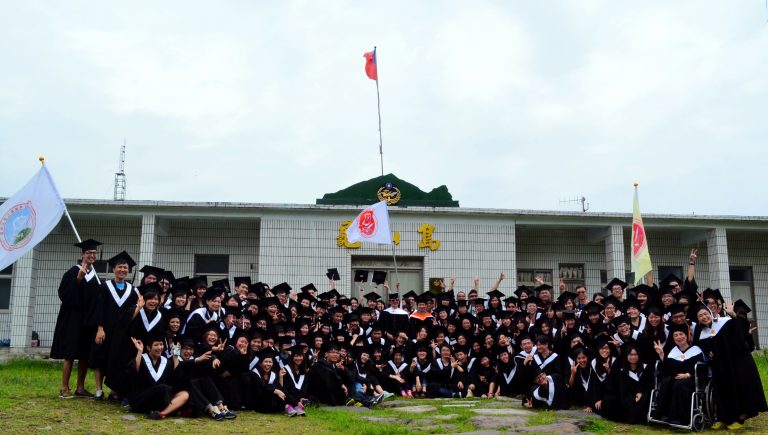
[535,284,553,294]
[584,301,603,315]
[172,280,190,297]
[456,300,470,308]
[602,295,621,308]
[372,270,387,285]
[388,292,400,300]
[211,278,230,291]
[645,303,662,316]
[358,307,374,316]
[612,315,631,328]
[562,310,577,321]
[328,289,341,299]
[668,322,689,335]
[140,265,164,278]
[272,282,292,295]
[675,289,697,303]
[402,290,417,300]
[201,321,223,339]
[190,275,208,289]
[301,283,317,293]
[504,296,520,305]
[667,303,686,316]
[525,296,542,307]
[297,292,317,305]
[514,286,533,298]
[107,251,136,270]
[630,284,655,298]
[234,276,252,287]
[225,306,243,318]
[734,299,752,315]
[557,291,578,302]
[326,268,341,281]
[363,291,381,301]
[660,274,683,290]
[73,239,102,252]
[161,270,176,283]
[202,287,223,302]
[487,289,505,300]
[139,282,162,297]
[622,297,640,311]
[702,288,724,303]
[416,293,432,304]
[605,278,628,290]
[354,270,369,283]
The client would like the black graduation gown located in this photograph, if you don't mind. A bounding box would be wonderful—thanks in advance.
[533,351,562,376]
[587,357,620,420]
[307,359,350,406]
[129,308,165,343]
[215,346,251,410]
[129,353,177,413]
[655,345,704,425]
[525,373,569,409]
[249,368,284,413]
[92,280,138,393]
[493,360,521,396]
[379,309,410,337]
[182,307,221,341]
[616,362,655,424]
[427,358,460,397]
[382,360,410,393]
[704,317,768,424]
[51,266,86,360]
[282,365,309,405]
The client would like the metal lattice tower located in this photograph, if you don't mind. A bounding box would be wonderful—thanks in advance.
[113,143,127,201]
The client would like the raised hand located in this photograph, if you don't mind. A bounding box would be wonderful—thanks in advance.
[131,337,143,352]
[137,295,145,310]
[690,248,697,264]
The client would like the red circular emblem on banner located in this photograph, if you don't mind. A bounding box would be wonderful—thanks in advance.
[632,223,645,255]
[358,209,377,237]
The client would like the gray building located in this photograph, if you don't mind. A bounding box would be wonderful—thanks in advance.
[2,180,767,353]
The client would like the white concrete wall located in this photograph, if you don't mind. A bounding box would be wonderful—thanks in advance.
[258,213,516,297]
[154,217,260,281]
[516,227,605,298]
[727,230,768,347]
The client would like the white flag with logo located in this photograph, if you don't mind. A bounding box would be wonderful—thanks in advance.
[0,165,66,270]
[345,200,392,245]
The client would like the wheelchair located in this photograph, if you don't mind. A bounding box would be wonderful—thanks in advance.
[647,361,717,431]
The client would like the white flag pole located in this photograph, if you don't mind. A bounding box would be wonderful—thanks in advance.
[40,156,101,285]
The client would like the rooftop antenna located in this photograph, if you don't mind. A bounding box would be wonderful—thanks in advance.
[559,196,590,212]
[113,142,127,201]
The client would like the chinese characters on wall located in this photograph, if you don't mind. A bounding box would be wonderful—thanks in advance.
[337,222,439,250]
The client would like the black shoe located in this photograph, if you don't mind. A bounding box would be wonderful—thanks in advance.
[224,410,237,419]
[148,411,163,420]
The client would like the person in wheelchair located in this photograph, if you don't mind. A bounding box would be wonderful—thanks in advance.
[692,301,767,430]
[652,323,704,426]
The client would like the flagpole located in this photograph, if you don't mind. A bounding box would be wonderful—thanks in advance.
[40,156,101,285]
[375,46,384,177]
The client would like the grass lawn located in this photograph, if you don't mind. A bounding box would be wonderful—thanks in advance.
[1,352,768,434]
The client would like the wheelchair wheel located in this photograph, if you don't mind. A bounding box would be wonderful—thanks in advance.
[704,381,718,421]
[692,413,705,431]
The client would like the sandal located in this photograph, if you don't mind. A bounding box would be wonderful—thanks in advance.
[58,389,74,399]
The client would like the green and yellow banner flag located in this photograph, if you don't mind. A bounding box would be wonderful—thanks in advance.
[631,184,652,284]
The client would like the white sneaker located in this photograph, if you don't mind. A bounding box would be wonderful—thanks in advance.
[93,389,104,400]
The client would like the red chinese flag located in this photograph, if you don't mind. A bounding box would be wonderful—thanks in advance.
[363,49,377,81]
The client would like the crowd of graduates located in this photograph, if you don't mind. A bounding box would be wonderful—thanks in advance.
[51,240,766,430]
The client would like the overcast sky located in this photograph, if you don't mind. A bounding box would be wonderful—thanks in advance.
[1,1,766,216]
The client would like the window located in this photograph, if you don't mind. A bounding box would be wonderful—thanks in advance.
[517,269,553,287]
[658,266,683,281]
[350,256,423,300]
[195,255,229,282]
[730,266,759,349]
[0,265,12,311]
